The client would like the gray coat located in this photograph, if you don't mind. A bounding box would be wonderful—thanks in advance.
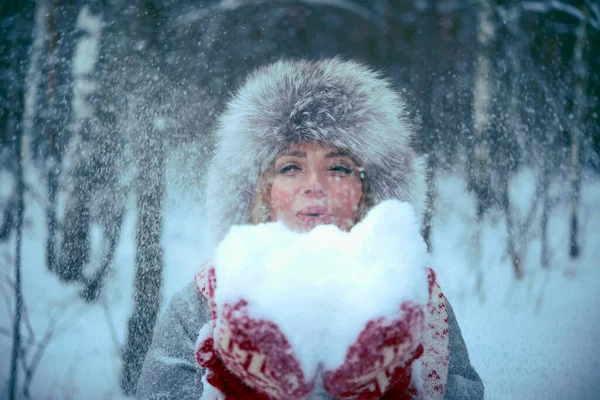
[136,282,484,400]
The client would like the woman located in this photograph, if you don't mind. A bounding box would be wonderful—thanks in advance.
[136,58,484,399]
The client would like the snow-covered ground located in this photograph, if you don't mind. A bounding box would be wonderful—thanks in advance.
[1,164,599,399]
[432,170,600,400]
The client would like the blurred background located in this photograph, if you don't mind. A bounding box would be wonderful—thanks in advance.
[1,1,599,399]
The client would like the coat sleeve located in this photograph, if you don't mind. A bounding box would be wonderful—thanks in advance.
[136,282,210,400]
[444,298,484,400]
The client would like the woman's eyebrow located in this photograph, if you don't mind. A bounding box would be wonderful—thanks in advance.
[280,151,306,158]
[325,151,351,159]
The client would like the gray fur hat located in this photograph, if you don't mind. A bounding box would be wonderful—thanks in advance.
[205,58,425,250]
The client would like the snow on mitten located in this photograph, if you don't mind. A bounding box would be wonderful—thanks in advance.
[195,263,314,400]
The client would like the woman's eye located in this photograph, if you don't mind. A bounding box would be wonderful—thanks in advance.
[278,164,301,174]
[330,165,353,175]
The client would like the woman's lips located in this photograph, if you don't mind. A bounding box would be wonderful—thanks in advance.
[297,206,330,217]
[296,206,332,230]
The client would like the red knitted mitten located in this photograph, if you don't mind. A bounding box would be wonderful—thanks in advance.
[195,264,314,400]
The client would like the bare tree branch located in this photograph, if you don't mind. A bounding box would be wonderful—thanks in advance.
[173,0,386,32]
[21,312,57,399]
[2,292,87,399]
[52,299,92,339]
[435,0,479,13]
[102,298,122,357]
[0,325,12,337]
[0,327,40,349]
[19,345,30,398]
[519,177,543,238]
[0,269,15,287]
[0,278,15,323]
[589,0,600,26]
[520,1,599,30]
[20,297,37,345]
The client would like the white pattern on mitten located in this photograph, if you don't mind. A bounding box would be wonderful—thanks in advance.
[420,279,450,399]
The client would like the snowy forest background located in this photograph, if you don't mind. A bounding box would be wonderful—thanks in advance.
[1,0,599,399]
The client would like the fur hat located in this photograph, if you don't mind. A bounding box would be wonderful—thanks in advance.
[205,58,425,250]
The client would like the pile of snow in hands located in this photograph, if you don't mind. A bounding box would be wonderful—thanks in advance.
[211,200,430,378]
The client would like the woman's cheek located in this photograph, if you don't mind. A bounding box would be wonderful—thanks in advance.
[335,183,361,210]
[270,185,295,220]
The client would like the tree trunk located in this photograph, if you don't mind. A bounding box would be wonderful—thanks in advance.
[60,5,126,293]
[4,1,35,396]
[79,6,127,300]
[411,2,438,253]
[501,174,522,278]
[82,199,124,302]
[470,0,494,218]
[59,158,92,280]
[42,0,62,276]
[8,113,25,400]
[504,6,525,277]
[10,3,47,393]
[470,0,495,297]
[42,0,78,278]
[120,121,166,394]
[569,3,589,260]
[120,2,166,392]
[540,151,551,268]
[0,194,16,242]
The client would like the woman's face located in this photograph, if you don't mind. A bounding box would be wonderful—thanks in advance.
[269,142,363,232]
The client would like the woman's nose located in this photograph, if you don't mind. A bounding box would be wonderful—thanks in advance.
[304,174,326,198]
